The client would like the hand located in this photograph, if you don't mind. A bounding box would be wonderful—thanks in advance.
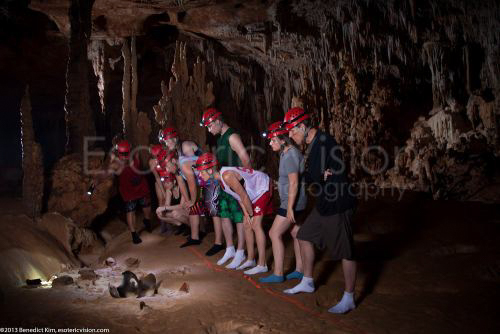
[156,206,166,217]
[287,208,296,223]
[245,214,254,226]
[323,168,333,181]
[183,200,196,209]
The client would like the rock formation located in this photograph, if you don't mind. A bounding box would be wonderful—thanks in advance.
[153,40,213,148]
[23,0,500,201]
[63,0,96,154]
[20,86,44,219]
[47,153,115,227]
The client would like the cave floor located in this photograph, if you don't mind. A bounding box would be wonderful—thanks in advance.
[0,193,499,334]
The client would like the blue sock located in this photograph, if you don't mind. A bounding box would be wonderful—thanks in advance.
[285,271,303,280]
[258,274,284,283]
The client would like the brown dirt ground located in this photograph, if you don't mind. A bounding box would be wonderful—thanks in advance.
[0,192,499,334]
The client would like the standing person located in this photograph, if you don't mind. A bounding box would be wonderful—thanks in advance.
[195,153,273,275]
[258,122,307,283]
[96,140,152,244]
[159,127,206,247]
[284,107,357,314]
[200,108,249,267]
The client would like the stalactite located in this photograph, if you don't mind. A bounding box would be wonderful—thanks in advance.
[422,42,448,109]
[64,0,96,154]
[130,35,138,138]
[88,40,108,114]
[121,38,131,140]
[152,41,212,148]
[20,86,43,219]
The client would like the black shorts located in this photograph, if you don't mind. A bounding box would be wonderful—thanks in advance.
[297,208,355,261]
[276,208,305,220]
[124,196,151,213]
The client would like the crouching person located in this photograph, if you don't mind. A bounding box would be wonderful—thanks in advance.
[155,171,188,232]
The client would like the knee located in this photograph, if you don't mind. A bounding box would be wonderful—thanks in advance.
[269,228,280,241]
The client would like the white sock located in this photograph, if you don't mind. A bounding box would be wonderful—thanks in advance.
[217,246,235,266]
[225,250,246,269]
[244,265,268,275]
[328,291,356,314]
[283,276,315,294]
[235,259,255,270]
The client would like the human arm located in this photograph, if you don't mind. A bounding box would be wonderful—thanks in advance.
[175,174,191,204]
[286,172,299,223]
[222,171,253,216]
[181,162,198,207]
[149,159,166,198]
[229,133,251,168]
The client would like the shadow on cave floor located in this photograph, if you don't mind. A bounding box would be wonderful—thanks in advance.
[1,191,499,333]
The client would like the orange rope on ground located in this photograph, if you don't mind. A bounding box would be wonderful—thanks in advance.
[185,244,368,334]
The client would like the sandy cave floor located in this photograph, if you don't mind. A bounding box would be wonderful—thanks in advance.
[0,193,499,334]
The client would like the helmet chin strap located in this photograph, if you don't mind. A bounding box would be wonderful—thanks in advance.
[302,125,311,140]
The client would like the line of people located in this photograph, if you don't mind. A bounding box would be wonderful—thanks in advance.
[103,106,358,314]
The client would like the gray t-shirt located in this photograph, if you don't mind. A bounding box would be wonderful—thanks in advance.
[278,147,307,211]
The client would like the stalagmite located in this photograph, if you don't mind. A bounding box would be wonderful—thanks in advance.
[20,86,43,219]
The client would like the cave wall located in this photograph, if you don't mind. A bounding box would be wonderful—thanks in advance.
[5,0,499,203]
[184,0,500,200]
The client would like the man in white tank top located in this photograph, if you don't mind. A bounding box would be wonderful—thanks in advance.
[195,153,273,275]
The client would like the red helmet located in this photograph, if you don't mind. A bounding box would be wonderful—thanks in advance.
[115,140,130,159]
[283,107,310,131]
[150,144,163,157]
[195,153,218,171]
[158,127,178,142]
[262,121,289,139]
[200,108,222,127]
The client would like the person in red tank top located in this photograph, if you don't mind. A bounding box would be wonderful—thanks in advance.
[107,140,152,244]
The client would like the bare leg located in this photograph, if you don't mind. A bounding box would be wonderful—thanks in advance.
[328,259,357,313]
[251,216,267,266]
[189,215,200,240]
[244,220,254,261]
[269,215,292,276]
[299,239,315,278]
[126,211,136,232]
[342,259,357,293]
[236,222,245,250]
[221,218,234,247]
[213,216,223,245]
[142,206,151,220]
[290,224,303,272]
